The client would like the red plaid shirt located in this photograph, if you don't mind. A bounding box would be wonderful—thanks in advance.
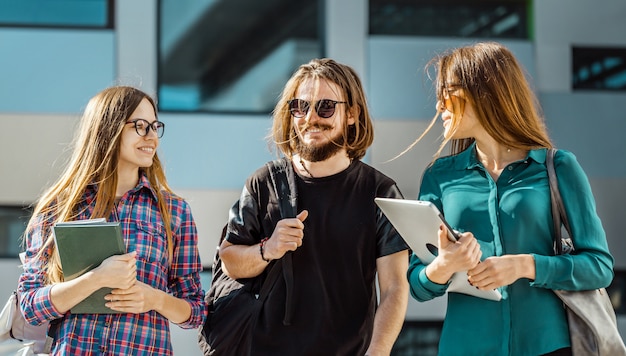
[19,174,207,355]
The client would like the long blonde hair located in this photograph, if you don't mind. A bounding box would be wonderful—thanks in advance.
[271,58,374,160]
[25,86,174,284]
[402,41,552,159]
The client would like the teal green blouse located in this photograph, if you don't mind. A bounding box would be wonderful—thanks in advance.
[408,145,614,356]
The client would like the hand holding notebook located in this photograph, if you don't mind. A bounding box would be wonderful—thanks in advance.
[53,218,128,313]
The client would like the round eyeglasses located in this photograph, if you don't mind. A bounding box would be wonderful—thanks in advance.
[288,99,347,119]
[126,119,165,138]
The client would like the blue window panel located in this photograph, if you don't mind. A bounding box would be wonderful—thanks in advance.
[369,1,529,39]
[0,28,115,113]
[158,0,322,113]
[0,0,110,28]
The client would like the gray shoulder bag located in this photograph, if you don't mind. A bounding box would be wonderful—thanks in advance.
[546,148,626,356]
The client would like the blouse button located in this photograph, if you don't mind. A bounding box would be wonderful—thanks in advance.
[508,166,513,170]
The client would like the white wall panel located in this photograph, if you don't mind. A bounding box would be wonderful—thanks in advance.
[368,37,535,120]
[370,120,442,200]
[173,189,241,266]
[325,0,367,82]
[0,113,76,204]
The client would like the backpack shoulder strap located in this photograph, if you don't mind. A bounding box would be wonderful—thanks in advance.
[265,157,297,218]
[265,157,297,325]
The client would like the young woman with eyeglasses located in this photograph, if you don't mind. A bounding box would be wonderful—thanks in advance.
[404,42,614,355]
[18,86,206,355]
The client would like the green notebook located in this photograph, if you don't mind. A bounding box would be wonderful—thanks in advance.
[53,218,126,314]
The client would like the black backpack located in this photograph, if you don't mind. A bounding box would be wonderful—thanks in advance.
[198,158,296,355]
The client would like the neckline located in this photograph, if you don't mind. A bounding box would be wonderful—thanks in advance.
[294,159,356,181]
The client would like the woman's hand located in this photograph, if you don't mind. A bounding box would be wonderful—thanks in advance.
[92,251,137,290]
[467,254,535,290]
[105,280,156,313]
[106,281,193,323]
[49,251,138,313]
[425,226,482,284]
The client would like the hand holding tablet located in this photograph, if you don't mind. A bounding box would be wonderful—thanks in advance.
[375,197,502,301]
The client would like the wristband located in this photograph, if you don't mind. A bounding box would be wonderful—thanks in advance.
[260,237,270,262]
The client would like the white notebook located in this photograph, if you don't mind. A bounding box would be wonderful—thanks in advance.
[375,198,502,301]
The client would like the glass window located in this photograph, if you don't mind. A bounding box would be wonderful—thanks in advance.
[0,0,112,28]
[158,0,323,113]
[369,0,529,39]
[572,47,626,91]
[0,206,32,258]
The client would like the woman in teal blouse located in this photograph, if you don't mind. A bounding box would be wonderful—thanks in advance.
[406,42,614,355]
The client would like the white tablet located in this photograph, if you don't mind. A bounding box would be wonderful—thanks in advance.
[375,198,502,301]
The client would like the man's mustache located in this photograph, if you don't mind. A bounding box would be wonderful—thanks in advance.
[300,123,334,132]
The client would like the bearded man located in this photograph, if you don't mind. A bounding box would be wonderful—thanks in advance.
[215,58,409,356]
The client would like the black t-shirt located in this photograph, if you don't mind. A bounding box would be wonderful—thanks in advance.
[227,160,409,355]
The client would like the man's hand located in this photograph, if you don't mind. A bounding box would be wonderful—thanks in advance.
[263,210,308,260]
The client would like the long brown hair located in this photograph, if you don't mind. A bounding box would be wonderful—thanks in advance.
[402,41,552,159]
[271,58,374,160]
[25,86,174,284]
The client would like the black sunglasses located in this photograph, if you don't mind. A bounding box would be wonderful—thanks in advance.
[287,99,347,119]
[126,119,165,138]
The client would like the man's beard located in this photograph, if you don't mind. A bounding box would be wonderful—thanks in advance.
[295,124,345,162]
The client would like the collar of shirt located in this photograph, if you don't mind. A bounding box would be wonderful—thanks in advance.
[85,171,159,203]
[452,142,547,171]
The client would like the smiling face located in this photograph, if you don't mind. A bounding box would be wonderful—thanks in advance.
[292,78,355,162]
[117,98,159,175]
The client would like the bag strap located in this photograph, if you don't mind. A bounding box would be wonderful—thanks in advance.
[16,253,63,353]
[265,157,297,326]
[546,148,573,255]
[43,318,62,353]
[207,159,294,323]
[266,158,297,219]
